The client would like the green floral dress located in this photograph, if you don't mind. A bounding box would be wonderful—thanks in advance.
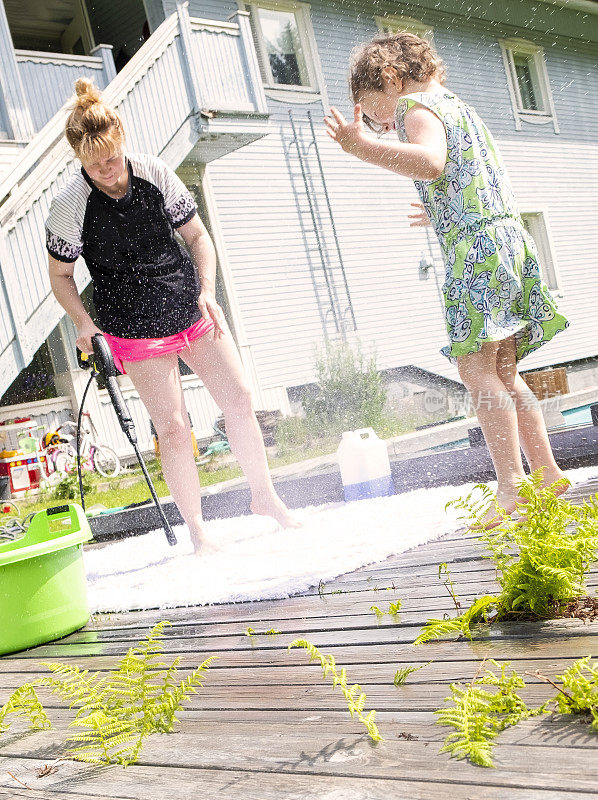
[395,90,568,363]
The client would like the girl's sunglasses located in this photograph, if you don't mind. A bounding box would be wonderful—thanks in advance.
[362,115,394,138]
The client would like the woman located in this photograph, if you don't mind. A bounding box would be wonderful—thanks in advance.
[47,78,298,551]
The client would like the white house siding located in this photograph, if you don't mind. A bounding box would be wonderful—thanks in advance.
[500,138,598,372]
[190,0,598,391]
[0,140,25,180]
[0,87,11,137]
[0,7,270,402]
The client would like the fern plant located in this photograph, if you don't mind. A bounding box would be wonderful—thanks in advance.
[438,657,598,767]
[244,626,281,637]
[288,639,383,741]
[0,682,52,734]
[415,471,598,644]
[393,661,433,686]
[438,562,461,610]
[436,660,548,767]
[371,601,402,622]
[388,601,402,617]
[552,657,598,730]
[0,621,216,766]
[413,595,498,645]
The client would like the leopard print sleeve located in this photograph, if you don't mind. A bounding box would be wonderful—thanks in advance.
[45,175,89,262]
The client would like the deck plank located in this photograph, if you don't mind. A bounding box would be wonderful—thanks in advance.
[2,763,594,800]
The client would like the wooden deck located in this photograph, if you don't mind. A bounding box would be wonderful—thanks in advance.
[1,476,598,799]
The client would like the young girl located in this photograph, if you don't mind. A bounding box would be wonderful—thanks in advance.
[325,32,570,526]
[47,78,299,551]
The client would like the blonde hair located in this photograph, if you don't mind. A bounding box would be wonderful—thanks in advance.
[350,31,446,127]
[65,78,124,161]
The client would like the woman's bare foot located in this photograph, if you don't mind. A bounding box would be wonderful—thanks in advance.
[188,526,216,556]
[250,490,302,528]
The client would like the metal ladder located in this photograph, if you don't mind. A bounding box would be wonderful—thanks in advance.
[287,109,356,338]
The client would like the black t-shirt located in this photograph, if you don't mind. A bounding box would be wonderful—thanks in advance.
[45,152,201,338]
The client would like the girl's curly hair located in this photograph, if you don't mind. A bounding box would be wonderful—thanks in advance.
[350,31,446,127]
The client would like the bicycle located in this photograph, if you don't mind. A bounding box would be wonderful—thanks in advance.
[57,414,121,478]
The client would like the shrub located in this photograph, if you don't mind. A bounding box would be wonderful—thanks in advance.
[301,340,387,437]
[50,470,93,502]
[274,415,313,456]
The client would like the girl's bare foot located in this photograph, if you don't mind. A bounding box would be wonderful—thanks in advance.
[469,486,525,531]
[471,469,571,531]
[535,466,571,495]
[250,491,302,528]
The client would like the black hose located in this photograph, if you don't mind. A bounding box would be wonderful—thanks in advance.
[131,441,177,545]
[76,367,98,512]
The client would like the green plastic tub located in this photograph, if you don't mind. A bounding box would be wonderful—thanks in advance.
[0,504,93,655]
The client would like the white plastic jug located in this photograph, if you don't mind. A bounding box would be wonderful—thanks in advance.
[336,428,393,501]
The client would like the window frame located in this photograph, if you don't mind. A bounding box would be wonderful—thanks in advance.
[240,0,327,105]
[520,209,563,295]
[374,14,435,45]
[499,38,559,133]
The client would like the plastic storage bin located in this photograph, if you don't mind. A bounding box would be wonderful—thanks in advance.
[0,504,93,655]
[337,428,394,501]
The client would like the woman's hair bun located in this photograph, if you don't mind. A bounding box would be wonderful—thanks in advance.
[74,77,102,108]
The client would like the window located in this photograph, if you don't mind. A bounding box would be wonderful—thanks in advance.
[256,7,308,86]
[512,54,539,110]
[375,14,434,45]
[244,1,326,103]
[521,212,561,294]
[499,39,558,132]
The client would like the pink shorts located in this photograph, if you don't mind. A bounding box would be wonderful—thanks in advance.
[103,317,215,374]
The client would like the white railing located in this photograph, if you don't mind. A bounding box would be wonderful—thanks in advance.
[15,46,116,133]
[94,375,290,457]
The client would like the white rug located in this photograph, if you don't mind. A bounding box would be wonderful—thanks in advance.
[84,466,598,613]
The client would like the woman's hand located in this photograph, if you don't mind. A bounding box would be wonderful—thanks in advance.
[198,290,226,338]
[408,202,432,227]
[324,105,368,155]
[76,320,103,355]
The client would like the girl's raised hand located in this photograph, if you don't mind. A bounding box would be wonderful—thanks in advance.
[407,202,432,227]
[324,105,366,155]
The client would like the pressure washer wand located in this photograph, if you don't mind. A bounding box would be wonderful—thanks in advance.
[86,335,177,546]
